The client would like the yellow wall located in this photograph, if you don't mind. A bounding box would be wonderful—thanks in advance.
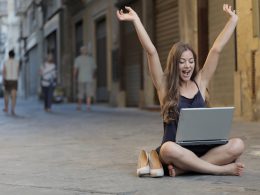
[236,0,260,120]
[208,0,236,107]
[179,0,198,52]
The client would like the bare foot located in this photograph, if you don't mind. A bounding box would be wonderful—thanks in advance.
[167,164,175,176]
[167,164,185,177]
[11,110,16,116]
[3,108,8,113]
[220,162,245,176]
[45,108,51,112]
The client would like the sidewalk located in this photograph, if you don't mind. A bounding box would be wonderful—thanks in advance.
[0,98,260,195]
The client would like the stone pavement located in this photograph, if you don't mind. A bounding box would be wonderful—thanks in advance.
[0,98,260,195]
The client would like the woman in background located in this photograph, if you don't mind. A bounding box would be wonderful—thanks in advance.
[40,53,57,112]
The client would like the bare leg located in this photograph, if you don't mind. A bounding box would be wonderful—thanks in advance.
[3,92,9,112]
[11,89,17,115]
[160,141,244,176]
[77,98,82,111]
[201,138,245,165]
[86,96,91,111]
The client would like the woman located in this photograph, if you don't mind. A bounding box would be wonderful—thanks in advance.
[117,4,245,176]
[40,53,57,112]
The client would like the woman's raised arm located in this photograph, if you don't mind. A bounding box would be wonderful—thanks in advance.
[199,4,238,88]
[117,6,164,90]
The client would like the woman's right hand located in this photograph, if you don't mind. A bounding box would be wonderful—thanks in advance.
[223,4,238,22]
[116,6,139,22]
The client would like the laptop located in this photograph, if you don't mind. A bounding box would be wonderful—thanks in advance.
[176,107,234,146]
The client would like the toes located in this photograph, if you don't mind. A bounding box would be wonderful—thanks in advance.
[167,164,175,177]
[236,163,245,176]
[168,165,173,176]
[237,162,245,169]
[168,164,173,169]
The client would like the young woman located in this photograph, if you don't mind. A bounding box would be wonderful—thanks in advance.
[40,53,57,112]
[117,4,245,176]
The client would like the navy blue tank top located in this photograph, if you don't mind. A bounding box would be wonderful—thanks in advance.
[161,81,206,144]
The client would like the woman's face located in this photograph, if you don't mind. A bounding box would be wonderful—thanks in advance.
[178,50,195,82]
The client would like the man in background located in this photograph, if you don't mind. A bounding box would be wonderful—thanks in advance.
[3,50,20,115]
[74,46,96,111]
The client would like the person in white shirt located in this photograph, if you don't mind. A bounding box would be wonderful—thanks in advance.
[40,53,57,112]
[74,46,96,111]
[3,50,20,115]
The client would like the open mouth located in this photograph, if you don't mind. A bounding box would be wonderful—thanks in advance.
[182,70,192,77]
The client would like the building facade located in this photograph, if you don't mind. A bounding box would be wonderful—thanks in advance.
[16,0,44,98]
[15,0,67,98]
[0,0,8,67]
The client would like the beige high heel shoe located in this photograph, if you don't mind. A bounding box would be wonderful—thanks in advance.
[137,150,150,176]
[149,150,164,177]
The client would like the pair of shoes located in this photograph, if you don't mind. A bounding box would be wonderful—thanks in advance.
[137,149,164,177]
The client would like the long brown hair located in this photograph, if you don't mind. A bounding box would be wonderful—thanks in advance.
[161,42,199,123]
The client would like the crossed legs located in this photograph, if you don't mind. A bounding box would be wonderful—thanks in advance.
[160,138,245,176]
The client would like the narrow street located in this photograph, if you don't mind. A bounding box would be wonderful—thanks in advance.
[0,98,259,195]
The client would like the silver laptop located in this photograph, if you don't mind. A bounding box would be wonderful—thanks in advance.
[176,107,234,146]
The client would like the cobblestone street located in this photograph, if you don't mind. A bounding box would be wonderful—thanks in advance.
[0,98,260,195]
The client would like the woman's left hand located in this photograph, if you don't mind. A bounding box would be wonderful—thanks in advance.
[223,4,238,21]
[116,6,139,22]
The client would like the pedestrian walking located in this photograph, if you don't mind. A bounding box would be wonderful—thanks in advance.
[2,50,20,116]
[74,46,96,111]
[117,4,245,177]
[40,53,57,112]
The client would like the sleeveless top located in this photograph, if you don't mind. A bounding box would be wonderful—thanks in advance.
[161,81,206,144]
